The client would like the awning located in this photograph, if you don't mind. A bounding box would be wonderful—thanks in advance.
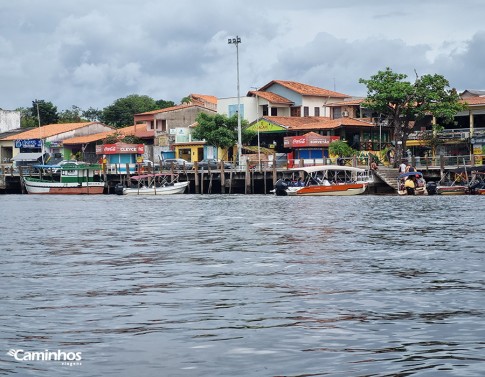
[11,152,43,161]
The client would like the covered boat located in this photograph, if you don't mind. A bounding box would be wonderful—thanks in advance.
[22,162,105,194]
[115,173,189,195]
[397,171,427,195]
[272,165,371,196]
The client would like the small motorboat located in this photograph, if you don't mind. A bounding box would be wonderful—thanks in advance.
[397,171,427,195]
[272,165,372,196]
[115,173,189,195]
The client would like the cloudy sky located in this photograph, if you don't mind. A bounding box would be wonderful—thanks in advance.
[1,0,484,112]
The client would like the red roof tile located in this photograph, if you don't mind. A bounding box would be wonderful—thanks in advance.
[190,94,218,105]
[462,97,485,106]
[259,80,349,98]
[264,116,374,131]
[248,91,293,105]
[63,125,154,145]
[1,122,105,141]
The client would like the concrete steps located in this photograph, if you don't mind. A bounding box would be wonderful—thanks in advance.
[372,167,400,191]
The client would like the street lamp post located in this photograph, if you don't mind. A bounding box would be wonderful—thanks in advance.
[35,100,45,165]
[228,36,242,167]
[250,86,261,171]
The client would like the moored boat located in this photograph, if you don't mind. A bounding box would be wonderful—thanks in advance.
[23,162,104,194]
[115,173,189,195]
[397,171,427,195]
[273,165,371,196]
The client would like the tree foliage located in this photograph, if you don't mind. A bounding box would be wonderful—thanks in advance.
[359,67,465,165]
[101,94,158,128]
[58,105,83,123]
[329,140,356,158]
[31,100,59,126]
[156,99,176,109]
[192,113,250,149]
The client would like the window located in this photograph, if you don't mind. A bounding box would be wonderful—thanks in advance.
[290,107,301,117]
[303,106,309,116]
[271,107,277,116]
[262,105,268,116]
[161,119,167,132]
[314,107,320,116]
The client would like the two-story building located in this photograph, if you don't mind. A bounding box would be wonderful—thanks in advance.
[134,96,217,163]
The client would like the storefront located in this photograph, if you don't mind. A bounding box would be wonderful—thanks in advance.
[96,143,144,173]
[284,132,340,166]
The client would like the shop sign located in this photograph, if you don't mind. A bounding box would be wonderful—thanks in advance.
[284,134,339,148]
[96,143,144,155]
[15,139,42,149]
[247,120,286,132]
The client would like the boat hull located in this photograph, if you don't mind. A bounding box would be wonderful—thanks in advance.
[23,178,105,195]
[436,186,467,195]
[122,181,189,195]
[286,183,367,196]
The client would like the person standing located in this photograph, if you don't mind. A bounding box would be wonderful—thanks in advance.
[399,160,407,174]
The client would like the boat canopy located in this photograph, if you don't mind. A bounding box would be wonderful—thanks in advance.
[130,173,178,180]
[398,171,424,179]
[11,152,43,161]
[290,165,367,174]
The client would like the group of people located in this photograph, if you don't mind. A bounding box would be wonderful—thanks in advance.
[398,160,416,174]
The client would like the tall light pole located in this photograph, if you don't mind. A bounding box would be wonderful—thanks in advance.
[228,36,242,167]
[35,100,45,165]
[250,87,261,171]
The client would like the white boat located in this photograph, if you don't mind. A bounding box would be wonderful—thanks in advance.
[115,173,189,195]
[272,165,371,196]
[23,162,105,194]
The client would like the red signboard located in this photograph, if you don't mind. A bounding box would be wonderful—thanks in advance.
[96,143,144,155]
[284,134,339,148]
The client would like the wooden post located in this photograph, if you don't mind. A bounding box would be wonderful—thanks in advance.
[19,167,26,194]
[440,155,445,181]
[263,169,267,194]
[272,157,277,187]
[194,162,200,194]
[245,162,251,194]
[220,162,225,194]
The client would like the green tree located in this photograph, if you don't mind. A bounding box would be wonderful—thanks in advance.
[329,140,356,158]
[156,99,176,109]
[16,107,37,128]
[82,107,102,122]
[31,100,59,125]
[359,68,465,166]
[59,105,83,123]
[192,113,250,149]
[101,94,158,128]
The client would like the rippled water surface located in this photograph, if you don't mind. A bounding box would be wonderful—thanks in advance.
[1,194,485,376]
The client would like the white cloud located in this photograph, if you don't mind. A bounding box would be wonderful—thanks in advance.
[0,0,484,111]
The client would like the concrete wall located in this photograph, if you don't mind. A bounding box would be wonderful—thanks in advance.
[0,110,21,132]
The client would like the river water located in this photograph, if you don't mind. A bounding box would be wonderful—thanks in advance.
[1,194,484,376]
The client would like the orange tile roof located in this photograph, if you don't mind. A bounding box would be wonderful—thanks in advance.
[1,122,101,141]
[190,94,218,105]
[248,90,294,105]
[62,125,154,145]
[135,104,193,116]
[259,80,349,98]
[325,98,366,107]
[264,116,374,131]
[462,97,485,106]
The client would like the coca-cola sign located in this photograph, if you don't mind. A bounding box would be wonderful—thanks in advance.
[284,134,339,148]
[96,143,144,154]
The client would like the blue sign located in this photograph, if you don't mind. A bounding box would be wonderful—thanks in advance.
[15,139,42,149]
